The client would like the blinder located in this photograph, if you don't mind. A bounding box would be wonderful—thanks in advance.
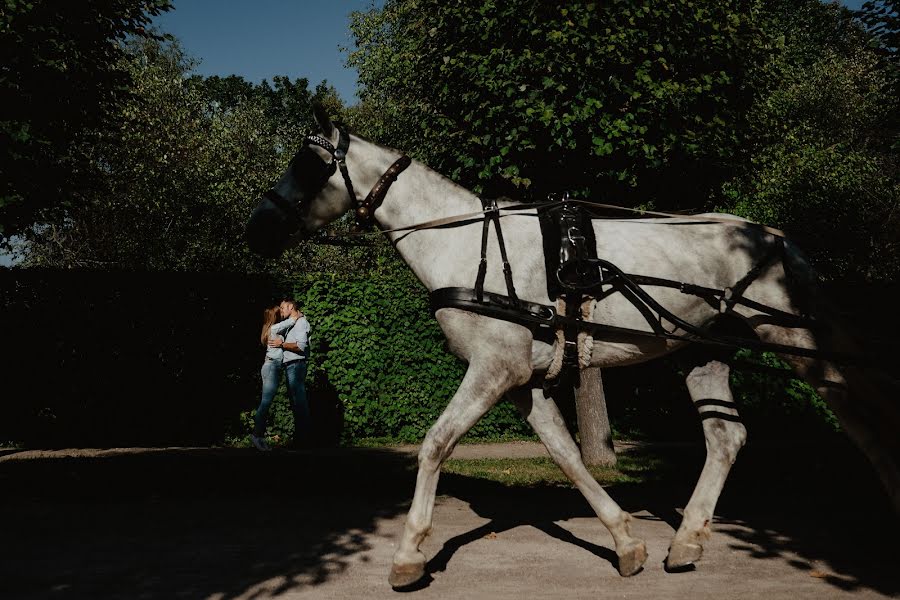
[255,143,338,238]
[289,145,338,194]
[247,120,412,257]
[262,123,359,234]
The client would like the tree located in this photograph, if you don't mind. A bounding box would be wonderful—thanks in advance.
[188,74,258,112]
[857,1,899,64]
[0,0,172,244]
[723,0,899,282]
[23,36,347,273]
[349,0,771,207]
[576,367,617,466]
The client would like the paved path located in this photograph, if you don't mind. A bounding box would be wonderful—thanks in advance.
[0,440,556,462]
[1,443,896,599]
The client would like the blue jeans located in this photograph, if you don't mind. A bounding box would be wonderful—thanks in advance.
[284,360,310,442]
[254,359,281,437]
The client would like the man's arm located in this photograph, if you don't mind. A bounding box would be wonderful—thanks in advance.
[267,338,300,349]
[269,317,297,335]
[271,314,308,350]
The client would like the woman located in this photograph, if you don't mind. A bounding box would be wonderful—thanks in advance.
[250,305,296,451]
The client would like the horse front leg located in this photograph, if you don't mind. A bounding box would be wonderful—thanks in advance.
[388,362,516,587]
[508,386,648,576]
[666,360,747,570]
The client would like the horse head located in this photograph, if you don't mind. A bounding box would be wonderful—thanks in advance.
[245,105,362,257]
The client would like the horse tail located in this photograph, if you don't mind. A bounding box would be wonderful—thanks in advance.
[751,240,900,512]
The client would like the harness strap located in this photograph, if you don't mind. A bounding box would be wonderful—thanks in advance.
[315,198,792,243]
[562,291,582,367]
[331,124,360,225]
[363,156,412,217]
[353,155,412,230]
[304,126,412,232]
[475,198,491,302]
[429,287,867,366]
[491,201,519,307]
[305,128,358,214]
[720,239,785,315]
[568,200,788,239]
[337,162,357,212]
[623,273,818,329]
[473,198,520,307]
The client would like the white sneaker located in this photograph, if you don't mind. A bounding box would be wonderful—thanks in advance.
[250,434,271,451]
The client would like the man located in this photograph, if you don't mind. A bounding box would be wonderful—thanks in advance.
[269,299,312,446]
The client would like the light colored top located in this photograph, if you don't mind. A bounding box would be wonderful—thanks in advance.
[265,317,296,362]
[284,316,311,363]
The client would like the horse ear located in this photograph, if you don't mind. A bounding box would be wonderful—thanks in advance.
[312,103,334,136]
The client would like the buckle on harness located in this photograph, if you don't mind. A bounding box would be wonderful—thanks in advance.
[567,227,585,244]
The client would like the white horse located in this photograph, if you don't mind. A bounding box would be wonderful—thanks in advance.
[245,109,898,589]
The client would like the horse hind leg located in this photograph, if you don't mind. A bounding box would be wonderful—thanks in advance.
[754,321,900,513]
[666,360,747,570]
[508,386,648,576]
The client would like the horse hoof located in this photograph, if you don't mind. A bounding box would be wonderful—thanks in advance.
[617,540,648,577]
[389,561,426,589]
[665,542,703,570]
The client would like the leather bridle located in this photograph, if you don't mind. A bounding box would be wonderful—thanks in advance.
[265,123,411,233]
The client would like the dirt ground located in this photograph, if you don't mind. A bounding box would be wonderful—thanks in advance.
[1,441,896,600]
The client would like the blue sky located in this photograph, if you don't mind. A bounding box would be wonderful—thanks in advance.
[152,0,382,104]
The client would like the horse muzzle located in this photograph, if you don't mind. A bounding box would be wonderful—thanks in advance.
[245,195,297,258]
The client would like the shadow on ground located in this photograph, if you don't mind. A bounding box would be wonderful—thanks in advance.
[434,440,898,596]
[0,448,417,600]
[0,441,896,599]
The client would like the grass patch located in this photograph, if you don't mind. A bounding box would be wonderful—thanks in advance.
[351,434,541,447]
[351,437,411,448]
[442,453,663,487]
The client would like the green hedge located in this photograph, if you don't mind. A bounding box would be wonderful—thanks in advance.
[250,267,534,444]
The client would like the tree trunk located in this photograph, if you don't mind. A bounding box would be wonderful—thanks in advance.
[575,367,617,466]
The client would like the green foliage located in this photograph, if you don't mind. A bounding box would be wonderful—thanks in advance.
[228,388,296,449]
[722,0,899,282]
[281,264,532,442]
[349,0,771,207]
[0,0,172,242]
[728,350,839,434]
[22,36,345,273]
[603,351,839,443]
[0,269,276,447]
[7,3,878,446]
[190,74,348,132]
[857,1,899,66]
[442,456,648,487]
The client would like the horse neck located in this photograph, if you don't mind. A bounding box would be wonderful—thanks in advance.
[379,162,479,231]
[359,141,482,288]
